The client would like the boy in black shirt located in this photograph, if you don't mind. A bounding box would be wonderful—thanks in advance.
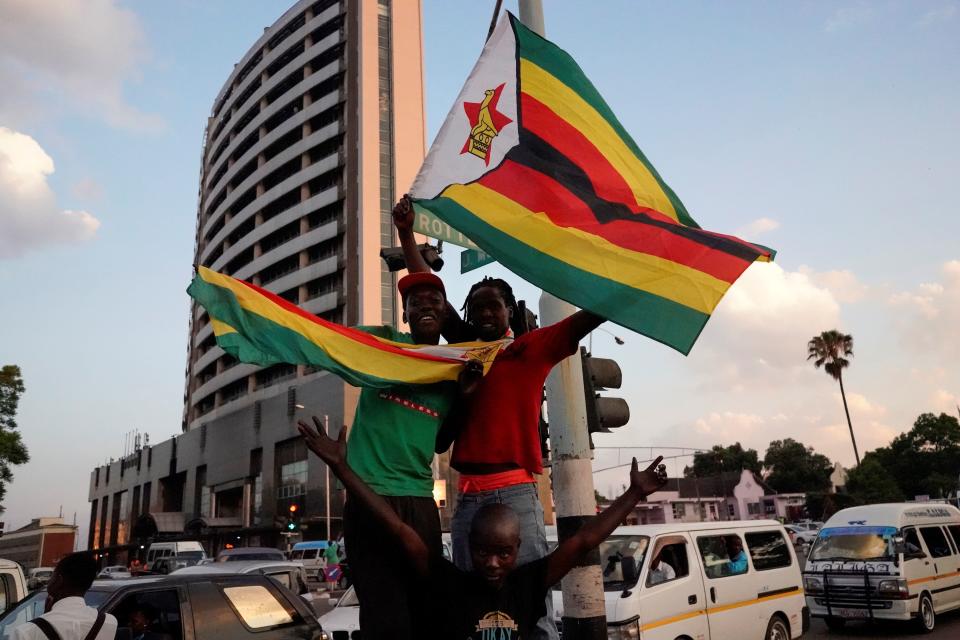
[298,416,667,638]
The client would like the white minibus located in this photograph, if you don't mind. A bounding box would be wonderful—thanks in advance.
[290,540,329,579]
[548,520,808,640]
[803,503,960,633]
[145,540,206,572]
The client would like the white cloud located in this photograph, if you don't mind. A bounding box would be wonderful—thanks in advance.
[691,262,842,391]
[0,127,101,259]
[737,217,780,238]
[798,266,869,303]
[0,0,161,130]
[916,4,958,28]
[888,260,960,361]
[824,3,875,32]
[71,177,105,202]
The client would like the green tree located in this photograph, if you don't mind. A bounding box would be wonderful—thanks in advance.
[0,365,30,512]
[875,413,960,499]
[807,330,860,465]
[845,457,903,504]
[684,443,761,478]
[763,438,833,493]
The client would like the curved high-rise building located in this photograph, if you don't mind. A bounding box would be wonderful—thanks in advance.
[184,0,426,430]
[87,0,439,561]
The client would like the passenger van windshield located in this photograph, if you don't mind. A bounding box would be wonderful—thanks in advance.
[600,535,649,591]
[809,526,898,562]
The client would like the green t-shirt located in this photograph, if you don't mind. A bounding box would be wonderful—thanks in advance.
[345,325,456,497]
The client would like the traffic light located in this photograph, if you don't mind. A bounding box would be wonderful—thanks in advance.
[379,243,444,272]
[286,504,299,532]
[580,346,629,446]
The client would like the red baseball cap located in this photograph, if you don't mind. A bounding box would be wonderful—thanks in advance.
[397,272,446,300]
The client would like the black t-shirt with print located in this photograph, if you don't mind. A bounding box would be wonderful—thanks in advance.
[436,557,549,639]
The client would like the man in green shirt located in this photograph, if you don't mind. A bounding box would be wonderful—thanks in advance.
[339,268,480,640]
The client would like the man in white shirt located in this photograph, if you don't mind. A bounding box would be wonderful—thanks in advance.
[12,553,117,640]
[647,550,677,586]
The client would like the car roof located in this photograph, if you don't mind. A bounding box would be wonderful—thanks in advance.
[173,561,303,575]
[217,547,285,555]
[544,520,785,541]
[292,541,328,549]
[88,572,279,592]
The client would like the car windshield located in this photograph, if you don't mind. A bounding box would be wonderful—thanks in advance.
[337,587,360,607]
[809,526,898,562]
[550,535,649,592]
[35,571,52,577]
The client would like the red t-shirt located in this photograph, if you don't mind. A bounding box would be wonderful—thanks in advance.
[451,315,581,475]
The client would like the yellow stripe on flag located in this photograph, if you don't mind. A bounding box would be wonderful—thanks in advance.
[521,58,679,222]
[442,184,729,314]
[199,268,473,384]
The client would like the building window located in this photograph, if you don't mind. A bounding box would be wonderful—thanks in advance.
[727,503,735,518]
[113,491,129,545]
[250,448,263,526]
[275,438,308,512]
[764,502,776,515]
[200,486,212,518]
[672,503,686,519]
[377,1,396,326]
[278,460,307,499]
[747,503,760,516]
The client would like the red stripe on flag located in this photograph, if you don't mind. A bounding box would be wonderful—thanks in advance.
[476,161,752,283]
[227,276,461,364]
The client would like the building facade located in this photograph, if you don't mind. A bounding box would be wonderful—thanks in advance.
[0,518,77,571]
[87,0,438,563]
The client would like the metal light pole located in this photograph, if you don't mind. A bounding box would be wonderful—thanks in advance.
[522,6,608,635]
[324,414,332,540]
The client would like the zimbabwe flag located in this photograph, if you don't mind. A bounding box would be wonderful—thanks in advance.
[188,267,504,387]
[410,13,774,355]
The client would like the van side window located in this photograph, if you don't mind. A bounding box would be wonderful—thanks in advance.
[745,531,792,571]
[697,534,749,579]
[290,550,303,560]
[947,525,960,553]
[304,549,318,560]
[903,528,922,555]
[919,526,952,558]
[646,542,689,587]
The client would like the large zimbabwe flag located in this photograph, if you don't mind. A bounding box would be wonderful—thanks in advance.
[410,13,774,355]
[188,267,504,388]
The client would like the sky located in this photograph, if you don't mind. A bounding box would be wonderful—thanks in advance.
[0,0,958,537]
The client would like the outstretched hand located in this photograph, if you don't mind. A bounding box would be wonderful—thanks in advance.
[392,194,414,231]
[629,456,667,496]
[297,416,347,470]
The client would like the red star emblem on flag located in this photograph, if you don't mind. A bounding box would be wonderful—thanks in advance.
[461,83,512,165]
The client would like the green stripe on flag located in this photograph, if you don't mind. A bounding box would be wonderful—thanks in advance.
[511,15,698,228]
[188,276,400,389]
[421,196,710,354]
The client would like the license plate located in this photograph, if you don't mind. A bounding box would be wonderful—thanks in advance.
[837,608,870,618]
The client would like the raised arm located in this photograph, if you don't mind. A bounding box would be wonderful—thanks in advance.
[393,195,432,275]
[568,310,605,342]
[544,457,667,587]
[297,417,430,576]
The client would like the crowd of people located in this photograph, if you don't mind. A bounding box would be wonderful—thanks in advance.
[294,196,668,639]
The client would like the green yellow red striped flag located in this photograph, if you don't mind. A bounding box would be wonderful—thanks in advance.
[187,267,503,387]
[409,13,774,355]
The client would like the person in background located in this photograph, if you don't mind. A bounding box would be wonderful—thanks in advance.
[725,536,749,575]
[647,550,676,585]
[13,552,117,640]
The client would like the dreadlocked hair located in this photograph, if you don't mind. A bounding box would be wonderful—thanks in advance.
[461,277,529,337]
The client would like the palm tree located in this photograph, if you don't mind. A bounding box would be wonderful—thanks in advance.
[807,330,860,465]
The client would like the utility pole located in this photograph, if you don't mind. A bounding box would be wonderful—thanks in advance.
[324,414,332,541]
[522,1,607,633]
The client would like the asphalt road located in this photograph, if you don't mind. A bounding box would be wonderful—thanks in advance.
[806,610,960,639]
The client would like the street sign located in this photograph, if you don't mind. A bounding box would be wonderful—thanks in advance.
[412,206,478,249]
[461,248,496,273]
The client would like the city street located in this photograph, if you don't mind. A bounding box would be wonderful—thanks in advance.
[807,612,960,639]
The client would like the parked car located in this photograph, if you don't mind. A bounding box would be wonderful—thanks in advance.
[784,525,818,545]
[173,560,311,595]
[804,503,960,633]
[0,572,328,639]
[0,559,28,607]
[145,540,206,572]
[97,565,132,580]
[216,546,287,563]
[26,567,54,590]
[317,586,359,637]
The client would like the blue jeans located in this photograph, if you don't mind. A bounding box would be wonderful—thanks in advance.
[452,482,559,640]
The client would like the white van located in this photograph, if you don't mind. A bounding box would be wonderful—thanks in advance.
[803,503,960,633]
[289,540,329,580]
[548,521,807,640]
[0,559,27,606]
[145,541,206,572]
